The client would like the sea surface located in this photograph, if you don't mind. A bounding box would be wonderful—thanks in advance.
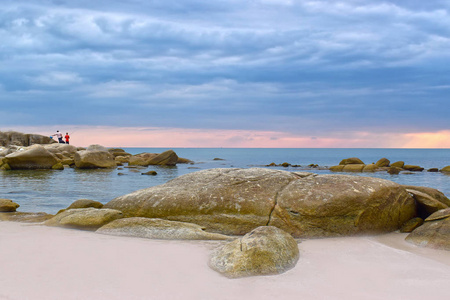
[1,148,449,214]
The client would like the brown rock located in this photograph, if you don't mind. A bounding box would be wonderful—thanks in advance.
[74,149,116,169]
[339,157,364,165]
[329,165,344,172]
[104,168,416,238]
[362,164,378,172]
[400,217,424,233]
[391,161,405,168]
[44,208,123,230]
[425,208,450,221]
[209,226,299,278]
[403,165,424,172]
[375,158,390,167]
[388,166,402,174]
[405,188,448,218]
[441,166,450,173]
[0,211,54,223]
[0,199,20,212]
[342,164,365,172]
[67,199,104,210]
[406,217,450,250]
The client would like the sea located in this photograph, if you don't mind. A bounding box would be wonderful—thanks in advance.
[1,148,449,214]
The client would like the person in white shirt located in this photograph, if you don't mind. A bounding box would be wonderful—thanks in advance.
[52,130,64,143]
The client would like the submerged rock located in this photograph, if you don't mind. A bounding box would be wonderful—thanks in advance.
[97,217,230,240]
[104,168,416,238]
[209,226,299,278]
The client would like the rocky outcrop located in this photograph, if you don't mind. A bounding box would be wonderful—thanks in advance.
[128,150,179,166]
[404,185,450,218]
[0,131,55,147]
[44,208,123,230]
[0,199,20,212]
[104,168,416,238]
[97,217,231,240]
[209,226,299,278]
[2,144,59,169]
[74,148,116,169]
[330,157,427,174]
[441,166,450,173]
[405,209,450,250]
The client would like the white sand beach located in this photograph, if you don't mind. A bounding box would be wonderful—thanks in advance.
[1,221,449,300]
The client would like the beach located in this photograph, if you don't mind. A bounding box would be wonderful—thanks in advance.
[1,221,449,300]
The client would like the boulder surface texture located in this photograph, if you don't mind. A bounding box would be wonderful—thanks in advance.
[105,168,416,238]
[97,217,230,240]
[74,149,116,169]
[44,208,123,230]
[406,211,450,251]
[209,226,299,278]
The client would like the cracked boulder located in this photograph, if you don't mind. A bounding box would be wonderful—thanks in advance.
[104,168,416,237]
[209,226,299,278]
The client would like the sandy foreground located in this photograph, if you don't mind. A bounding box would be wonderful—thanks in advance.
[1,221,449,300]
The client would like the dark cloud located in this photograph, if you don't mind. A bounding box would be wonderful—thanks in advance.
[0,0,449,136]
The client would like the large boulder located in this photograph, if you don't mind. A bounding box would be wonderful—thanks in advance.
[441,166,450,173]
[209,226,299,278]
[97,217,230,240]
[74,149,116,169]
[104,168,416,238]
[44,208,123,230]
[3,144,59,169]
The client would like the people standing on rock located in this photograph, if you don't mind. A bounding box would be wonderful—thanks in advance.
[52,130,65,144]
[65,132,70,144]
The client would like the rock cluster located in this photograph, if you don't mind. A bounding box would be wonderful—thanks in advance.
[0,131,190,170]
[0,131,55,147]
[104,168,418,238]
[329,157,448,173]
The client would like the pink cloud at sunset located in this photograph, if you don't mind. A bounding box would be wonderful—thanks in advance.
[9,126,450,148]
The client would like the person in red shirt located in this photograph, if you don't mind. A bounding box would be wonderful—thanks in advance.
[64,133,70,144]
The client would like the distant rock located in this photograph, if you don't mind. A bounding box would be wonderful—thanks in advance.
[339,157,364,165]
[0,131,55,147]
[97,217,231,240]
[209,226,299,278]
[390,161,405,168]
[74,148,116,169]
[142,170,157,176]
[375,158,390,167]
[441,166,450,173]
[129,150,179,166]
[403,165,424,172]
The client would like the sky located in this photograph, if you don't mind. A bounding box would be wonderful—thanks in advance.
[1,0,449,147]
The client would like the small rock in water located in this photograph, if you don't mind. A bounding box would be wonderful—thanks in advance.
[142,170,157,176]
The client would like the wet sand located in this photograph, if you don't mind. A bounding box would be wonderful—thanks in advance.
[1,221,449,300]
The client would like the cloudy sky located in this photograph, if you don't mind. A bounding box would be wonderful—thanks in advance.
[1,0,449,147]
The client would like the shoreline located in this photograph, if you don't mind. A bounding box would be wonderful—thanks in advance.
[1,221,449,300]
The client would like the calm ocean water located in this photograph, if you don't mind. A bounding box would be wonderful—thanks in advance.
[1,148,449,214]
